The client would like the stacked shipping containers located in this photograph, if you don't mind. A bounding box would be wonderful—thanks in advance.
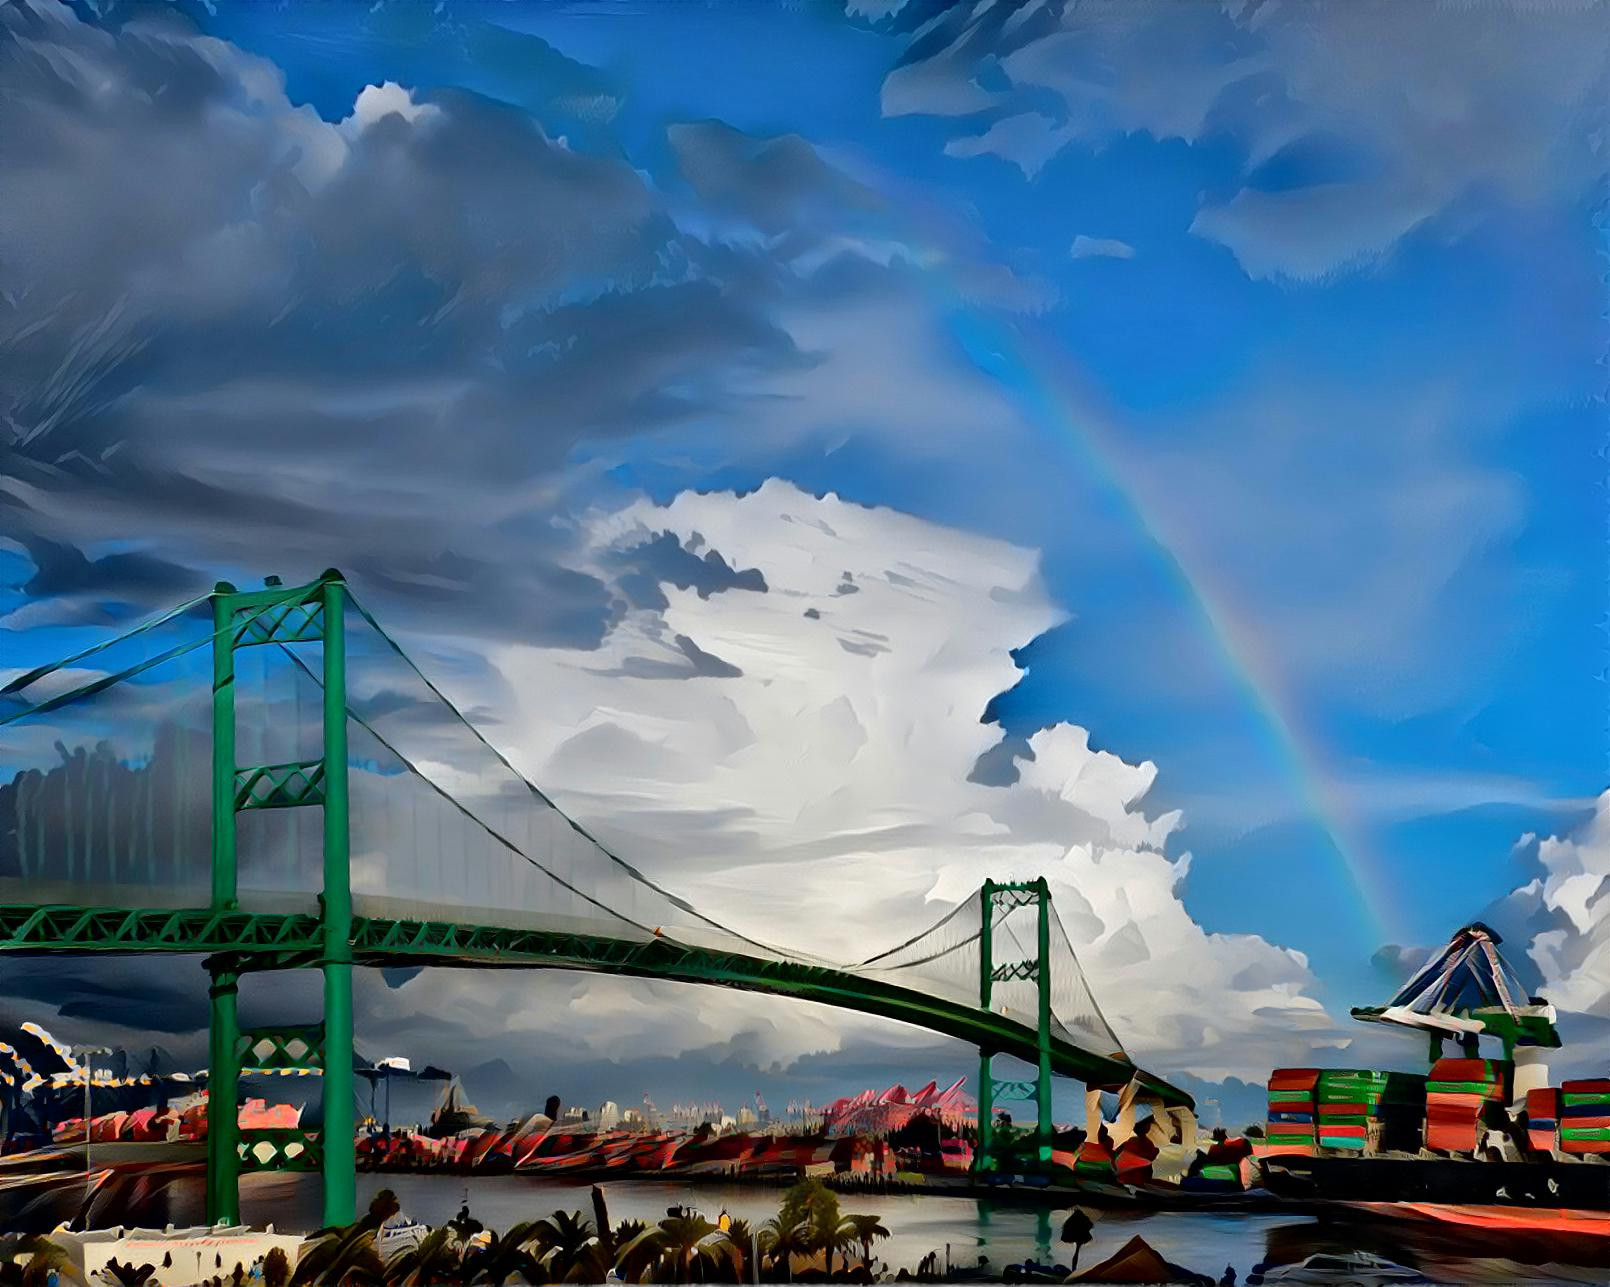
[1424,1057,1508,1153]
[1269,1068,1427,1156]
[1559,1079,1610,1155]
[1266,1068,1318,1154]
[1526,1086,1559,1152]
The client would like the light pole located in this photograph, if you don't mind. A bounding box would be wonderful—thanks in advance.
[375,1057,411,1138]
[74,1045,110,1179]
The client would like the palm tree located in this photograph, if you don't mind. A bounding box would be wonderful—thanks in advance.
[758,1215,811,1284]
[821,1221,857,1279]
[839,1214,890,1273]
[720,1218,756,1283]
[528,1210,595,1282]
[290,1190,398,1287]
[614,1224,666,1284]
[613,1219,648,1247]
[98,1261,155,1287]
[653,1214,722,1285]
[591,1188,616,1269]
[384,1228,464,1287]
[1060,1208,1094,1272]
[459,1223,543,1287]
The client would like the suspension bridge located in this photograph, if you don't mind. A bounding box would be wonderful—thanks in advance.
[0,570,1191,1227]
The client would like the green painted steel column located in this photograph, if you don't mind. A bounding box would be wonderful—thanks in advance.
[210,583,238,910]
[319,572,356,1228]
[976,880,995,1172]
[1035,877,1053,1167]
[205,966,240,1225]
[206,584,241,1225]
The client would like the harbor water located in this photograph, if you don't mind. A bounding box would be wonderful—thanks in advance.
[92,1170,1610,1283]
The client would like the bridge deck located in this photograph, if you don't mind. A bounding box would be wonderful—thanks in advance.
[0,903,1190,1107]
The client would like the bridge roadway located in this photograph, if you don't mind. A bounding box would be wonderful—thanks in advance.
[0,902,1191,1108]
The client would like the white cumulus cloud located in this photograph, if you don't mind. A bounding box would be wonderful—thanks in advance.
[408,480,1338,1081]
[1521,792,1610,1019]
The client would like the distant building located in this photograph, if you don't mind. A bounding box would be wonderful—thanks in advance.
[736,1105,757,1127]
[562,1106,587,1124]
[597,1100,621,1129]
[821,1077,972,1136]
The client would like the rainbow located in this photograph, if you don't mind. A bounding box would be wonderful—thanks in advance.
[940,301,1396,947]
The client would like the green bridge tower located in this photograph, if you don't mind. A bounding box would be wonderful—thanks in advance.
[974,877,1056,1173]
[207,570,356,1229]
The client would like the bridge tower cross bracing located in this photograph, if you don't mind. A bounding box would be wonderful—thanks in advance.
[974,877,1057,1174]
[204,570,356,1228]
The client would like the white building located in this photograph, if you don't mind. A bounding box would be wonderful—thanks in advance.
[51,1225,303,1287]
[597,1100,621,1129]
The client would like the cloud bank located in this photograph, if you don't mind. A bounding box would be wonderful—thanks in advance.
[870,0,1608,281]
[349,480,1340,1083]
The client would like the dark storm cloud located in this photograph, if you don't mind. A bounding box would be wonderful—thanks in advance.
[18,539,197,606]
[0,956,206,1038]
[611,531,768,611]
[0,0,803,643]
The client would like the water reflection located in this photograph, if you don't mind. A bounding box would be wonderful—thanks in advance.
[9,1168,1610,1284]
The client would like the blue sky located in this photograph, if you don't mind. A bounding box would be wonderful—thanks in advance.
[197,0,1605,984]
[2,0,1606,1104]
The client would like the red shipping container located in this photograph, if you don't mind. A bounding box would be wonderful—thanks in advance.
[1318,1102,1369,1116]
[1269,1070,1321,1091]
[1561,1079,1610,1095]
[1426,1092,1485,1112]
[1430,1059,1498,1081]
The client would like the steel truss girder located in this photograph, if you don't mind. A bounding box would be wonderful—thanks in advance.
[239,1127,321,1172]
[232,597,324,649]
[238,1024,324,1071]
[0,905,324,954]
[0,904,1189,1107]
[235,760,326,810]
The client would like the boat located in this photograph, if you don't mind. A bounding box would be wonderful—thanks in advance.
[377,1212,429,1258]
[1258,924,1610,1211]
[1346,1202,1610,1239]
[1246,1251,1428,1285]
[1261,1152,1610,1208]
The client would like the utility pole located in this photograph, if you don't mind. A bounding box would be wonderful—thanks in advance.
[75,1045,109,1183]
